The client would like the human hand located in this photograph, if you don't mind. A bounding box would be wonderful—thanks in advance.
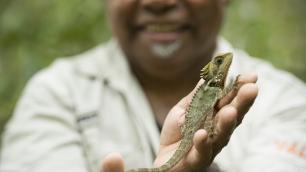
[101,73,258,172]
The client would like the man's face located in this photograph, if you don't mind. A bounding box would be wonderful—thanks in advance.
[106,0,227,79]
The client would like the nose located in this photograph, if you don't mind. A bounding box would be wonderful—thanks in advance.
[141,0,178,14]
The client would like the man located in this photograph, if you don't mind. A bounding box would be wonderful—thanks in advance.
[1,0,305,172]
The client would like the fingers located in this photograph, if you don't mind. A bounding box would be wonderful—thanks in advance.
[213,106,237,154]
[213,73,258,154]
[101,153,125,172]
[193,130,209,157]
[186,106,237,170]
[236,72,258,87]
[231,82,258,125]
[218,73,258,126]
[218,73,258,109]
[157,74,258,172]
[183,129,211,171]
[192,129,213,165]
[162,73,258,172]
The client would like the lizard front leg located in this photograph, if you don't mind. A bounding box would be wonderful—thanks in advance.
[203,75,240,138]
[222,75,240,96]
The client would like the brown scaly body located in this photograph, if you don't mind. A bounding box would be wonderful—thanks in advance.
[127,52,236,172]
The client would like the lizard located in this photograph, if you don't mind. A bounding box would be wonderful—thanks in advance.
[127,52,238,172]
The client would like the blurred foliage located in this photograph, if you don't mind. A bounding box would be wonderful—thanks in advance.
[223,0,306,80]
[0,0,110,135]
[0,0,305,136]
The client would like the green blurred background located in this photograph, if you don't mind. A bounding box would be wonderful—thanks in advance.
[0,0,306,136]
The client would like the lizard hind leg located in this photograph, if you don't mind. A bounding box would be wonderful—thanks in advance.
[201,108,216,138]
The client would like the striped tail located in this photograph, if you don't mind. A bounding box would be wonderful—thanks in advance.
[127,138,193,172]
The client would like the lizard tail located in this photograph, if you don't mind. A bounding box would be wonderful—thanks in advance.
[127,139,193,172]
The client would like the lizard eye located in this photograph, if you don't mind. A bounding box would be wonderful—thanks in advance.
[215,58,223,65]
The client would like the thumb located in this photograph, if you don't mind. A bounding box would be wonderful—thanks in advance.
[101,153,125,172]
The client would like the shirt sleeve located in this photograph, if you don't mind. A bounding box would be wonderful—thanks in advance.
[239,106,306,172]
[237,73,306,172]
[215,64,306,172]
[0,63,89,172]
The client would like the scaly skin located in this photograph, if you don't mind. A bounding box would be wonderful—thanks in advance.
[127,52,235,172]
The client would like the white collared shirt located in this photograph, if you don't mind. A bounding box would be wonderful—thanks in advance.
[1,38,306,172]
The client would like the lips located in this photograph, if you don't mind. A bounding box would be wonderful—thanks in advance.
[137,23,191,43]
[145,23,189,33]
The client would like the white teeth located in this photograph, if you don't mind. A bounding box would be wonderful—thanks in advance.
[146,24,179,32]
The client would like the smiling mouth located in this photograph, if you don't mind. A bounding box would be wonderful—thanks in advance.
[136,22,191,33]
[144,23,190,33]
[136,23,191,43]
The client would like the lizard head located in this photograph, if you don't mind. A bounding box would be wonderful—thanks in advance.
[200,52,233,88]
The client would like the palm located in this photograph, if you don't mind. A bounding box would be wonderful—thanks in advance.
[153,83,215,172]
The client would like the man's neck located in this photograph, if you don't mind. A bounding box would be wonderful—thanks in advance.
[132,48,215,93]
